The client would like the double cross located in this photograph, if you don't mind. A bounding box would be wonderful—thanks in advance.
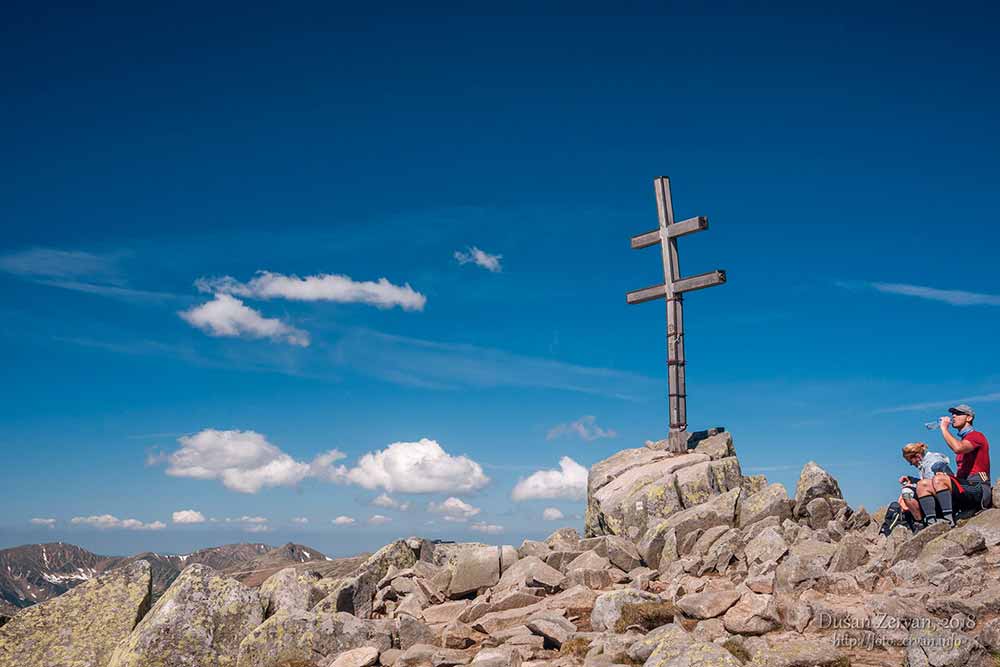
[627,177,727,453]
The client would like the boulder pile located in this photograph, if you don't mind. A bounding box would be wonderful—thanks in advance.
[5,430,1000,667]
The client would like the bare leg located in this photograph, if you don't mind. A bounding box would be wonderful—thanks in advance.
[916,479,938,524]
[901,493,921,520]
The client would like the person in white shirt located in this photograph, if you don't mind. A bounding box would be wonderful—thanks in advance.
[881,442,955,535]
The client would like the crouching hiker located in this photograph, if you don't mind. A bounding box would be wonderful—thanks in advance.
[938,404,992,520]
[880,442,953,535]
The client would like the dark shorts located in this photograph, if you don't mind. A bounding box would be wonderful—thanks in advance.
[930,461,955,476]
[954,479,989,513]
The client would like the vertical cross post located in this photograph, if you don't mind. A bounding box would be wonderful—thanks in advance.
[626,176,727,454]
[654,177,688,452]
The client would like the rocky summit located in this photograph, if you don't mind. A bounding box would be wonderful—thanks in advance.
[5,431,1000,667]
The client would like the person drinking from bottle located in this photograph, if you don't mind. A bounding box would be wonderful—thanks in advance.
[880,442,953,535]
[937,404,991,522]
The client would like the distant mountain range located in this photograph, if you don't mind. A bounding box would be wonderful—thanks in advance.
[0,541,366,621]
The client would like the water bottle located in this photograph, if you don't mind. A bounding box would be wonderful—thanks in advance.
[925,417,950,430]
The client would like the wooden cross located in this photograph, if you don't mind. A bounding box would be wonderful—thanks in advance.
[627,177,727,453]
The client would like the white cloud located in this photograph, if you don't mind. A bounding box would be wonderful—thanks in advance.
[179,294,310,347]
[546,415,617,442]
[454,247,502,273]
[70,515,165,530]
[511,457,588,501]
[470,521,504,534]
[368,514,391,525]
[542,507,564,521]
[223,516,270,533]
[372,494,410,511]
[245,524,271,533]
[333,516,356,526]
[428,497,481,522]
[172,510,206,524]
[320,438,489,494]
[291,517,309,525]
[196,271,426,311]
[161,429,343,494]
[30,518,56,527]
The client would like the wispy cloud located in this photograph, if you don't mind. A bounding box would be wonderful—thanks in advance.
[222,516,271,533]
[470,521,504,534]
[0,247,177,301]
[840,280,1000,306]
[30,518,56,527]
[0,248,122,280]
[333,516,356,526]
[196,271,426,311]
[332,329,660,401]
[873,391,1000,414]
[33,280,177,302]
[454,246,502,273]
[546,415,617,442]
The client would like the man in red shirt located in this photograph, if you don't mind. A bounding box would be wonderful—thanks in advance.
[938,404,991,525]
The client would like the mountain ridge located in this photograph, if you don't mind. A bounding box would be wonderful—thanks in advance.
[0,540,338,617]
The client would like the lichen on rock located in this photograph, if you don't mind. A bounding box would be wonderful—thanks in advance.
[0,560,151,667]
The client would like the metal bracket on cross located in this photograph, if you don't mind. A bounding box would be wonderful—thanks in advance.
[626,176,727,453]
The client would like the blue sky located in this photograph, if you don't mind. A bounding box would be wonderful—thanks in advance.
[3,2,999,557]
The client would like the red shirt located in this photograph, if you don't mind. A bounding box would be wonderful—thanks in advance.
[955,429,990,481]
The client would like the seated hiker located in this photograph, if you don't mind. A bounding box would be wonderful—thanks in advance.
[937,404,992,520]
[880,442,953,534]
[902,442,955,527]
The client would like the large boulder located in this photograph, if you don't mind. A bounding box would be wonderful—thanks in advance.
[965,508,1000,546]
[108,564,262,667]
[316,540,418,618]
[236,610,392,667]
[585,449,708,539]
[905,623,992,667]
[792,462,843,518]
[590,589,661,631]
[828,533,869,573]
[738,484,791,528]
[494,556,564,593]
[744,526,788,566]
[448,547,500,598]
[773,541,836,593]
[0,560,151,667]
[640,488,741,568]
[676,589,741,620]
[645,639,740,667]
[745,636,848,667]
[260,567,326,618]
[721,593,779,635]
